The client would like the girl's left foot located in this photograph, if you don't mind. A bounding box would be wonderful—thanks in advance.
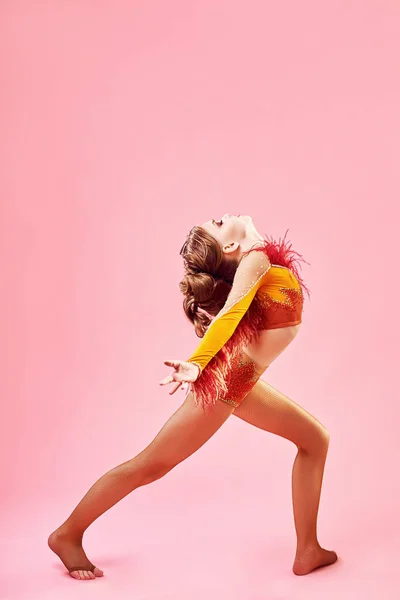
[292,544,338,575]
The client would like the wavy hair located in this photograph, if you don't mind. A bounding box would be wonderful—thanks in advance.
[179,226,238,337]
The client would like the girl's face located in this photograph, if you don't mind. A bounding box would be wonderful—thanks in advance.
[201,214,262,256]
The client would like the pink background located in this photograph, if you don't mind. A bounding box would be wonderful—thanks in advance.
[1,1,399,598]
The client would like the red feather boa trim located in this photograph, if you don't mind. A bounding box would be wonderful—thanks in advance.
[187,231,310,413]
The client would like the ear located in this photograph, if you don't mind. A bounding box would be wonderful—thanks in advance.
[222,240,239,255]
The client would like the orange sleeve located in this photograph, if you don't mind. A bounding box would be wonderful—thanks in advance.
[187,251,271,371]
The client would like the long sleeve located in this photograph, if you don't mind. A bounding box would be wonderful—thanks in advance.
[187,250,271,371]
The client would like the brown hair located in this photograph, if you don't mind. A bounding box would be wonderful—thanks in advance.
[179,226,239,338]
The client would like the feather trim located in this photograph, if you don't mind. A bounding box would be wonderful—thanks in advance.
[248,230,311,299]
[186,232,310,413]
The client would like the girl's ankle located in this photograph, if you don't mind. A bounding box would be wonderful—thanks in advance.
[57,524,83,542]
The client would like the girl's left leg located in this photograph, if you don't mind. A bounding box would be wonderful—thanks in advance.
[230,378,338,576]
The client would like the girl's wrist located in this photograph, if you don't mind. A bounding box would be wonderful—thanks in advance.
[189,361,202,376]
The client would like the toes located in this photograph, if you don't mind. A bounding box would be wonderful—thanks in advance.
[69,567,102,580]
[70,570,89,580]
[82,570,93,580]
[70,571,80,580]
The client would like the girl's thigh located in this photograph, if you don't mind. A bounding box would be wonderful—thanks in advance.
[232,379,329,452]
[138,391,235,471]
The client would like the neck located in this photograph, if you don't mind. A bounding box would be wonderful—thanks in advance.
[238,233,265,257]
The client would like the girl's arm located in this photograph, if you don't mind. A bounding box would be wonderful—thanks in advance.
[187,250,271,373]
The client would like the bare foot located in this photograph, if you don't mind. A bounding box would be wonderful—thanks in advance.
[293,544,338,576]
[48,527,104,580]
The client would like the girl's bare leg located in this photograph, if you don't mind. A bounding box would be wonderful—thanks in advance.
[232,379,337,575]
[48,393,234,580]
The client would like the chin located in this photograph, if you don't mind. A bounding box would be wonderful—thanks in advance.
[242,215,253,226]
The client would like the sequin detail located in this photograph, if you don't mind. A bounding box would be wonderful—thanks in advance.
[258,286,304,329]
[219,353,260,408]
[219,397,240,408]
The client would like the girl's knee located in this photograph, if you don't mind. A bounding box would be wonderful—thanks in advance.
[128,453,177,486]
[316,425,330,452]
[323,428,330,445]
[299,425,330,454]
[139,461,175,485]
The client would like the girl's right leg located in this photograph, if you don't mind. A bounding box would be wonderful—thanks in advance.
[48,392,234,580]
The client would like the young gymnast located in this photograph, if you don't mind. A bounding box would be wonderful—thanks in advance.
[48,214,338,579]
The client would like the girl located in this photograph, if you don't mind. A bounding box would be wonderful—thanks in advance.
[48,214,337,580]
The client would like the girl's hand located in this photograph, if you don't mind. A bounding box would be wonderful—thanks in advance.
[159,360,201,395]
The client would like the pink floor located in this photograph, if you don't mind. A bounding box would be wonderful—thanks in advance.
[3,414,399,599]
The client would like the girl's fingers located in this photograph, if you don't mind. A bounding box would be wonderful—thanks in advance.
[159,375,174,385]
[164,360,181,367]
[159,373,186,386]
[169,382,182,395]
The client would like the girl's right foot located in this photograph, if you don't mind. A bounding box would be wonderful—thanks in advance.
[48,527,104,580]
[292,543,338,576]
